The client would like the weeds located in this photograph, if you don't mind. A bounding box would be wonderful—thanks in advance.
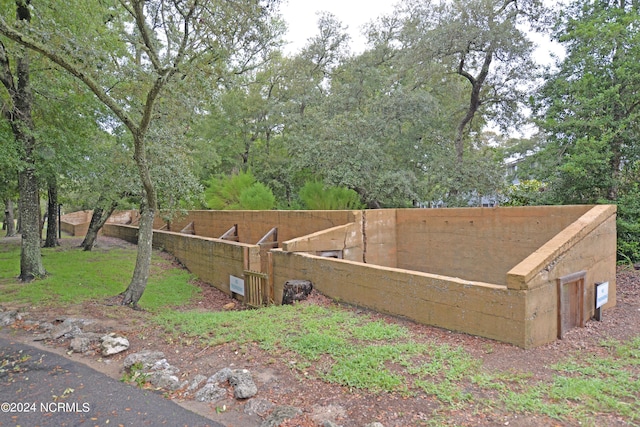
[120,362,149,387]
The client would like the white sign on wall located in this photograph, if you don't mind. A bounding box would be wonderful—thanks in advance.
[596,281,609,309]
[230,275,245,296]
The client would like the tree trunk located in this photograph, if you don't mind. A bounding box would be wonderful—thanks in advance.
[16,197,21,234]
[121,198,155,307]
[4,199,16,237]
[43,176,59,247]
[18,168,45,281]
[0,1,45,281]
[453,49,493,164]
[81,200,118,251]
[121,130,158,307]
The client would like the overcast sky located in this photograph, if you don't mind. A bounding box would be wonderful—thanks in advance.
[278,0,562,64]
[279,0,398,55]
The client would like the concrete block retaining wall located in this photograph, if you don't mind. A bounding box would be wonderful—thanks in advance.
[153,210,356,243]
[60,210,93,236]
[271,250,527,346]
[103,223,260,298]
[95,205,616,348]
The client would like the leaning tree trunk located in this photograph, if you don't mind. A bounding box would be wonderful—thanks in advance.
[122,116,162,308]
[4,199,16,237]
[81,199,118,251]
[454,51,492,163]
[43,176,59,247]
[121,197,155,307]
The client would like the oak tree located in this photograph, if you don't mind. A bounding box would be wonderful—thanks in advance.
[0,0,282,305]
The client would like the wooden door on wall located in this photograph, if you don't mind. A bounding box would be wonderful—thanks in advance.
[557,271,586,339]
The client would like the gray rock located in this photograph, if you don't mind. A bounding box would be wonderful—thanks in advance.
[364,423,385,427]
[230,369,257,399]
[23,320,40,327]
[32,334,50,341]
[260,406,302,427]
[148,371,182,390]
[322,422,342,427]
[80,331,104,340]
[100,334,130,356]
[67,325,83,339]
[38,322,54,332]
[69,337,92,353]
[51,323,77,339]
[187,374,208,392]
[68,318,96,327]
[0,311,20,326]
[50,318,94,339]
[49,323,72,339]
[244,398,274,416]
[195,383,227,402]
[151,359,180,375]
[123,350,166,370]
[207,367,233,384]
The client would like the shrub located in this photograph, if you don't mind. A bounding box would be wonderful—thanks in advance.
[616,185,640,263]
[239,182,276,210]
[204,171,275,210]
[299,181,363,210]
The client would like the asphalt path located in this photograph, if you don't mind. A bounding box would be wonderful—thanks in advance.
[0,336,223,427]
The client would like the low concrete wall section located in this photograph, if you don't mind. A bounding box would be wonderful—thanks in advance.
[103,223,261,300]
[60,210,93,236]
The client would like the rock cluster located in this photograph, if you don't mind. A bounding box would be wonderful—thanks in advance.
[25,316,131,356]
[122,350,259,400]
[0,309,387,427]
[0,308,21,326]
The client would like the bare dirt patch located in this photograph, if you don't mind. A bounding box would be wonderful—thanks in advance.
[2,236,639,427]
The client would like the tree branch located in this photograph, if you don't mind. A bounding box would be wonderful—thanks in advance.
[457,52,476,85]
[0,16,139,135]
[0,40,16,96]
[131,0,164,72]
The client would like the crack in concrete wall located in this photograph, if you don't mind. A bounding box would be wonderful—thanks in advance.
[361,210,367,264]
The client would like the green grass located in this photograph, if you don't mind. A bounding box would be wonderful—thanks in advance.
[544,338,640,422]
[471,337,640,424]
[0,242,198,311]
[152,289,640,420]
[153,304,482,395]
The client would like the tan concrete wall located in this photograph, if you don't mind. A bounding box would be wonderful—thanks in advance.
[152,231,261,296]
[60,210,93,236]
[271,250,528,347]
[508,205,617,347]
[60,221,88,237]
[279,210,397,266]
[362,210,397,267]
[61,210,138,237]
[103,223,260,297]
[103,223,138,244]
[61,210,93,224]
[155,210,357,244]
[107,210,138,225]
[281,222,364,262]
[103,205,617,348]
[395,205,593,286]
